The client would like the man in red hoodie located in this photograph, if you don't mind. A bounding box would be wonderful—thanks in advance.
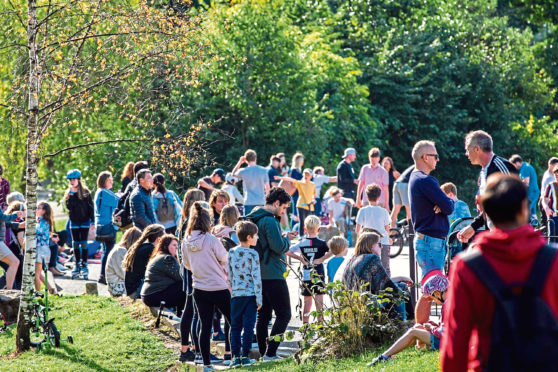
[441,174,558,372]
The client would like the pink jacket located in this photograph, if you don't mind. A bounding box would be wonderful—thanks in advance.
[182,230,229,291]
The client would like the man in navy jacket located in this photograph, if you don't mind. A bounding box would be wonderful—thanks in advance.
[409,140,454,322]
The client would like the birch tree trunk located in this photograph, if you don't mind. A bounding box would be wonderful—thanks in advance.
[16,0,39,352]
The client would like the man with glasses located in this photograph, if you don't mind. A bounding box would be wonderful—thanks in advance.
[457,130,517,243]
[409,140,454,323]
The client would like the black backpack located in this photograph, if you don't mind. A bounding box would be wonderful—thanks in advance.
[463,245,558,372]
[112,185,133,229]
[156,194,175,223]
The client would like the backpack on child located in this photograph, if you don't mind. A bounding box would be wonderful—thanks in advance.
[463,245,558,372]
[156,193,175,223]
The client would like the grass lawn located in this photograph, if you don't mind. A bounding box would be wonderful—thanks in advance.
[179,344,439,371]
[0,295,176,372]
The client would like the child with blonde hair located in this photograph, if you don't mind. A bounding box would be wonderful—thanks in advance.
[286,215,332,323]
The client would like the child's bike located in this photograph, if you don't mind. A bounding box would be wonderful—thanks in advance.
[30,259,73,350]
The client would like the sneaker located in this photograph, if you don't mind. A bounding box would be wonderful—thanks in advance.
[229,357,242,368]
[240,357,255,366]
[262,355,282,362]
[210,353,223,363]
[81,263,89,276]
[203,366,215,372]
[194,354,203,364]
[212,331,226,342]
[56,263,68,271]
[179,349,196,362]
[98,276,107,285]
[367,354,390,366]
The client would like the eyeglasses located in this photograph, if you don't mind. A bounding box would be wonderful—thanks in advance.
[425,154,440,160]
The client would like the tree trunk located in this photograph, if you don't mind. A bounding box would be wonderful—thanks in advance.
[16,0,39,353]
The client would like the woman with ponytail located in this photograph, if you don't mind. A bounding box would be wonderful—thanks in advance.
[152,173,183,235]
[141,234,185,309]
[123,224,165,298]
[182,202,231,368]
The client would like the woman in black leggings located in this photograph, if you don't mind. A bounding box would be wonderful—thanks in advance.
[182,202,231,370]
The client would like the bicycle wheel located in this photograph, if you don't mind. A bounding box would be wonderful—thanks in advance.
[389,228,404,258]
[46,322,61,347]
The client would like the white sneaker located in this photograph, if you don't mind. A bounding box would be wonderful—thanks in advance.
[262,355,282,362]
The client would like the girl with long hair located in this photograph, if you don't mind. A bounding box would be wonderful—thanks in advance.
[208,190,230,226]
[36,202,57,293]
[152,173,183,235]
[65,169,94,280]
[105,227,141,296]
[123,224,165,298]
[120,161,135,193]
[141,234,185,309]
[182,202,231,368]
[177,188,206,363]
[95,170,120,285]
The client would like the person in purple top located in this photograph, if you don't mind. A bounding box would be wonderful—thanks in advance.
[408,140,454,324]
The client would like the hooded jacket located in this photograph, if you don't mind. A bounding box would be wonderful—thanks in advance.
[440,225,558,372]
[246,207,290,280]
[181,230,228,291]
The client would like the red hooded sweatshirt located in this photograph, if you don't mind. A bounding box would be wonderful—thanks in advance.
[440,224,558,372]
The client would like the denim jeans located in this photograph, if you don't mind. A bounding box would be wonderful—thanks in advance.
[414,233,446,280]
[230,296,258,357]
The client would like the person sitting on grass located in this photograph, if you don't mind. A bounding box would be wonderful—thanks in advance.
[228,221,262,368]
[141,234,185,310]
[326,236,349,282]
[122,224,165,299]
[342,232,405,319]
[105,227,142,297]
[286,215,332,323]
[368,272,449,366]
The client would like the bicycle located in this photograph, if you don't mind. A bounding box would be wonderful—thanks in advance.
[30,259,73,350]
[388,219,409,258]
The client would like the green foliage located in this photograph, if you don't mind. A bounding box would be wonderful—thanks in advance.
[276,268,405,361]
[176,0,375,176]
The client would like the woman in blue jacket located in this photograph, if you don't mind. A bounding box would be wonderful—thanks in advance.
[95,171,120,284]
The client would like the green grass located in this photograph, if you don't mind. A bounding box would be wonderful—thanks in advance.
[0,296,175,371]
[179,345,439,371]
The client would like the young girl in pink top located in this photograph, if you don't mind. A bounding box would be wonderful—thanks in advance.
[182,202,231,370]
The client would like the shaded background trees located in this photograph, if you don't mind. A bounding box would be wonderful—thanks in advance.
[2,0,557,205]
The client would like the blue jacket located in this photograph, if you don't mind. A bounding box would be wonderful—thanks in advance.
[409,170,454,239]
[95,188,119,229]
[130,185,156,231]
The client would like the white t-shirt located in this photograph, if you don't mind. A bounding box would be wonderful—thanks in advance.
[327,198,348,221]
[355,205,390,245]
[222,184,244,205]
[542,170,553,196]
[313,175,332,196]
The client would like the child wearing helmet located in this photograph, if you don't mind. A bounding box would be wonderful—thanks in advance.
[65,169,95,280]
[368,271,449,366]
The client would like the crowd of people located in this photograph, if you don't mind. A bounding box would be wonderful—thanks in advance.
[1,130,557,371]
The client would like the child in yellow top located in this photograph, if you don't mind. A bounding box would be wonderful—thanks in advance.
[275,168,316,237]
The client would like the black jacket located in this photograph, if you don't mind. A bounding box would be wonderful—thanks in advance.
[336,160,356,197]
[470,155,518,231]
[65,192,94,224]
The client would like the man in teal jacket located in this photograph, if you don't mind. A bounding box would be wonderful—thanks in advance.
[246,187,295,360]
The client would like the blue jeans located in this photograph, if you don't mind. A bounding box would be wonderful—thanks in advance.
[414,233,446,280]
[231,296,257,358]
[314,198,323,217]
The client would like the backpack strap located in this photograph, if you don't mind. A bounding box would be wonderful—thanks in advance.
[525,245,557,297]
[463,250,510,304]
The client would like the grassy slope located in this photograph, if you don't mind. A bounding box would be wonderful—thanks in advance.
[0,296,175,372]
